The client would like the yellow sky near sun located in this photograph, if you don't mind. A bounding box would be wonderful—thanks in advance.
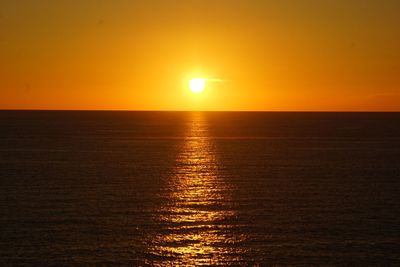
[0,0,399,111]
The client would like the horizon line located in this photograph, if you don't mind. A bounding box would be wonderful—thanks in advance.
[0,109,399,113]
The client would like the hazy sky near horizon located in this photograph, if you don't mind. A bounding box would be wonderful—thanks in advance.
[0,0,399,110]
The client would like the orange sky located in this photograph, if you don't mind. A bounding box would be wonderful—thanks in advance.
[0,0,399,111]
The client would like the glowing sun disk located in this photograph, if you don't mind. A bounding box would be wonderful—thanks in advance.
[189,78,206,93]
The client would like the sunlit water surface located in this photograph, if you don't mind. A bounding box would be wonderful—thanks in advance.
[0,111,399,266]
[148,113,242,265]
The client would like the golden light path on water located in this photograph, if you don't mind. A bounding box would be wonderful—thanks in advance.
[148,113,245,265]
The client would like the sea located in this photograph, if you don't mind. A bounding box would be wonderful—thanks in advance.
[0,111,399,266]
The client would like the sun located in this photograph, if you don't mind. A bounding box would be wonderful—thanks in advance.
[189,78,206,93]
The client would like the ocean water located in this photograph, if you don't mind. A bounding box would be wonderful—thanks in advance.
[0,111,399,266]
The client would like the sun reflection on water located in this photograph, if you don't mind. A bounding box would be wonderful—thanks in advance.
[148,112,244,266]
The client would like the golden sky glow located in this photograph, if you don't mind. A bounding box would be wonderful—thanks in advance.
[0,0,399,111]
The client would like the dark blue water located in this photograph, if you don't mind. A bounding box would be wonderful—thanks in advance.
[0,111,399,266]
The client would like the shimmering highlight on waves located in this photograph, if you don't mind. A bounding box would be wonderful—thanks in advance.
[148,113,243,265]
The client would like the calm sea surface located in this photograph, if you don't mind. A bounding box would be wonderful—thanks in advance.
[0,111,399,266]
